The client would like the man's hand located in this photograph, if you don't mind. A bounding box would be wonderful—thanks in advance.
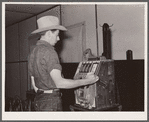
[31,76,38,93]
[85,72,99,84]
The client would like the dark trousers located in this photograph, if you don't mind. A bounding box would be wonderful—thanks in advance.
[34,92,62,111]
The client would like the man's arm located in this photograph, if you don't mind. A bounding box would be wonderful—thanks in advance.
[50,69,99,89]
[31,69,99,90]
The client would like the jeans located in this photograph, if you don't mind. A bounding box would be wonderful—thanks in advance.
[34,92,62,111]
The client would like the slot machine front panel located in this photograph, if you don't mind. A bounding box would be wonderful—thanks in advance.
[74,60,118,110]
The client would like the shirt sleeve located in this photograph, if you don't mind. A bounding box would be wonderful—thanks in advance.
[41,49,62,73]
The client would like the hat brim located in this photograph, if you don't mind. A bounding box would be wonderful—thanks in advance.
[31,25,67,34]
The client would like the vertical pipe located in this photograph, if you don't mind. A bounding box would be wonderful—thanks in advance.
[102,23,111,59]
[18,23,21,97]
[60,5,62,25]
[126,50,133,60]
[95,4,99,58]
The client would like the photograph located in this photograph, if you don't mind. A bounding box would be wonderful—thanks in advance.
[2,2,148,121]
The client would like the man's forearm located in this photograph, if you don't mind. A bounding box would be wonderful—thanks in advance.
[55,78,95,89]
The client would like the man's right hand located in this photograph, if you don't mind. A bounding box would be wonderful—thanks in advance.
[85,72,99,84]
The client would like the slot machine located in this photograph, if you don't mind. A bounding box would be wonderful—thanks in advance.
[73,59,121,110]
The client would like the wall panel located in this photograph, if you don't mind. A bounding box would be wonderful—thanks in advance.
[37,6,60,20]
[97,4,145,60]
[6,24,19,62]
[5,63,20,98]
[61,5,97,57]
[59,22,86,62]
[20,62,28,100]
[19,16,37,61]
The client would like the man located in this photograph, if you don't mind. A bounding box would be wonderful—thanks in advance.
[28,16,99,111]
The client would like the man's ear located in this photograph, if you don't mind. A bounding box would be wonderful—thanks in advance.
[46,30,52,37]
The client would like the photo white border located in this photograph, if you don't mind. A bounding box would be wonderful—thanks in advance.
[2,2,148,121]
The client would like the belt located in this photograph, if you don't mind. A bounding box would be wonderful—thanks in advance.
[37,89,60,94]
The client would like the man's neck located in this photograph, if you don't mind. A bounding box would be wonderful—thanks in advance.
[40,36,52,45]
[40,36,46,41]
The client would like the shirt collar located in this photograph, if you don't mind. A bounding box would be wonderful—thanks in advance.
[36,40,55,50]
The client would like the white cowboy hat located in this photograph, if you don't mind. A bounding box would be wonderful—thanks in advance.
[31,15,67,34]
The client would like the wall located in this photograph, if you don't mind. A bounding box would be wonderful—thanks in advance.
[6,24,19,62]
[37,6,60,19]
[97,4,145,60]
[61,5,98,57]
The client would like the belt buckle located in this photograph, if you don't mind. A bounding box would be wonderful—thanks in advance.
[43,89,53,93]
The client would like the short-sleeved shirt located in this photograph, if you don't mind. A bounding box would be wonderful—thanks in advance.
[28,40,62,90]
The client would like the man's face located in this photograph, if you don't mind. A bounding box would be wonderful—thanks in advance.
[48,30,60,46]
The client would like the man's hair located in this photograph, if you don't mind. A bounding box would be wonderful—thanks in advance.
[39,29,58,36]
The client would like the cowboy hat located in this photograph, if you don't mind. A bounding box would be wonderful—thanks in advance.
[31,15,67,34]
